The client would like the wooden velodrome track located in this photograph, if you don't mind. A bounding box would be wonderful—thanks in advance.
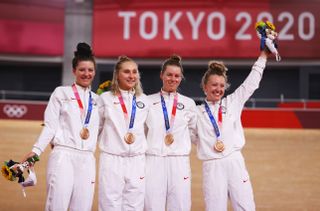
[1,119,320,211]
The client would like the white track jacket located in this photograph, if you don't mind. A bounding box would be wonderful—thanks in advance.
[196,56,267,160]
[98,90,149,156]
[32,84,99,156]
[146,91,197,156]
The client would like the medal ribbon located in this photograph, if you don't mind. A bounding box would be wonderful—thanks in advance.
[160,91,178,133]
[72,84,84,114]
[72,84,93,128]
[118,94,137,131]
[204,101,222,139]
[218,106,222,125]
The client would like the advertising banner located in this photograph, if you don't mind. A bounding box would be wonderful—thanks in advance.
[93,0,320,58]
[0,2,64,56]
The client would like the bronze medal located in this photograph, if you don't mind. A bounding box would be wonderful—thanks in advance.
[80,128,90,140]
[214,140,225,152]
[124,132,135,144]
[164,133,174,146]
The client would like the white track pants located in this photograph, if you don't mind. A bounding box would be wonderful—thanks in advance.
[45,146,96,211]
[144,155,191,211]
[99,153,145,211]
[202,151,255,211]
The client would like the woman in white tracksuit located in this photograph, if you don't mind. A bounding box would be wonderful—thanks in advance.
[144,55,197,211]
[195,50,270,211]
[98,56,149,211]
[22,42,99,211]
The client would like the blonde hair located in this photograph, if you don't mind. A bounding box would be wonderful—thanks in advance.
[111,55,143,96]
[201,60,230,89]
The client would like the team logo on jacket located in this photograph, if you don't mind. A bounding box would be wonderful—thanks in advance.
[136,101,145,109]
[92,99,97,106]
[177,103,184,110]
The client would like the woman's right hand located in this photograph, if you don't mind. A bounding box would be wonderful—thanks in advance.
[21,151,37,163]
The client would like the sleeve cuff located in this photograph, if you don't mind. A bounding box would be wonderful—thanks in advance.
[32,147,42,157]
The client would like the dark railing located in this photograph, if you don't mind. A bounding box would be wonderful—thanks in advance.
[193,97,320,110]
[1,90,319,110]
[0,90,51,101]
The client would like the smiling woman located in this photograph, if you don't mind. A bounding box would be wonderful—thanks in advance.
[160,55,184,93]
[110,56,143,96]
[20,42,100,211]
[73,60,96,88]
[144,54,198,211]
[97,56,149,211]
[195,49,270,211]
[201,61,230,103]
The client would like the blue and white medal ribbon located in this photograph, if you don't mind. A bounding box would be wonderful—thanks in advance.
[204,101,225,152]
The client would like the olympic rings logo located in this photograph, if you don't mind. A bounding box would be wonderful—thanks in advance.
[3,104,28,118]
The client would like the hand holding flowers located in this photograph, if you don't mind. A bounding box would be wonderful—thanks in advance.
[1,154,39,183]
[255,20,281,61]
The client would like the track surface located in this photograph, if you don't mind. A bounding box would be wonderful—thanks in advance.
[1,120,319,210]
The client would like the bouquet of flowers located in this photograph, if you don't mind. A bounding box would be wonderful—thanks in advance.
[96,80,112,95]
[1,154,39,183]
[255,20,281,61]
